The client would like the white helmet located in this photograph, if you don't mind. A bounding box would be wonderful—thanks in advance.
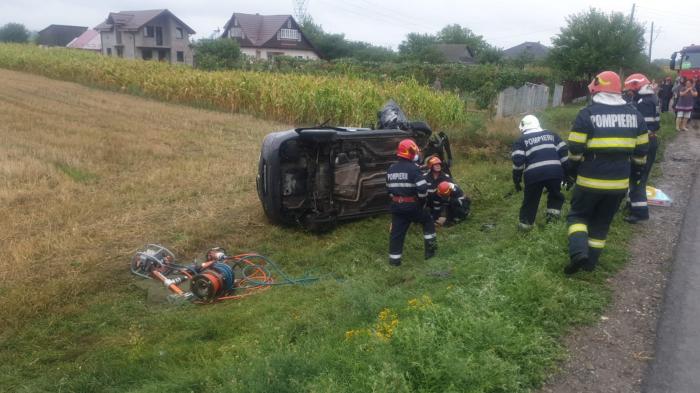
[519,115,543,133]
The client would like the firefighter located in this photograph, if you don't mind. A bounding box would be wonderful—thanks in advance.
[623,73,660,223]
[386,139,437,266]
[564,71,649,274]
[511,114,568,229]
[425,156,451,204]
[433,181,471,226]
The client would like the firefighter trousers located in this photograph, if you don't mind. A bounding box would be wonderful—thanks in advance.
[629,136,658,220]
[389,202,436,264]
[567,187,625,269]
[520,179,565,226]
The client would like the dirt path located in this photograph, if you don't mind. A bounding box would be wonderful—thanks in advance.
[539,125,700,393]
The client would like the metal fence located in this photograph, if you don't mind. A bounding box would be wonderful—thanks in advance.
[496,83,553,118]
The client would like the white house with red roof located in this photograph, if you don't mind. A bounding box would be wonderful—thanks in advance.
[221,13,320,60]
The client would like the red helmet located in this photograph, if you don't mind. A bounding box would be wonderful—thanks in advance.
[624,73,651,92]
[427,156,442,169]
[588,71,622,95]
[437,181,454,197]
[396,139,419,160]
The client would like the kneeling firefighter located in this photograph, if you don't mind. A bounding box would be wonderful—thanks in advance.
[433,181,471,226]
[623,73,660,223]
[511,114,568,229]
[386,139,437,266]
[565,71,649,274]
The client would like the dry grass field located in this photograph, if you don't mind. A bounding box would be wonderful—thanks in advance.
[0,69,290,329]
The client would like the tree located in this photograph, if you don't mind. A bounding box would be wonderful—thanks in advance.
[192,39,241,70]
[435,24,502,64]
[0,23,30,43]
[398,33,445,63]
[549,8,646,80]
[300,19,397,61]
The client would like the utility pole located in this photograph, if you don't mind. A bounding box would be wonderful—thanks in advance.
[630,3,636,22]
[648,22,654,62]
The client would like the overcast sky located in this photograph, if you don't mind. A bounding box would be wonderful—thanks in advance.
[1,0,695,61]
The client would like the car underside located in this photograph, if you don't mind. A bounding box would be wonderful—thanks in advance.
[257,123,448,231]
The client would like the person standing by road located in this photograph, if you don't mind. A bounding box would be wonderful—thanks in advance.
[386,139,437,266]
[658,77,674,113]
[676,79,698,131]
[511,114,568,229]
[564,71,649,274]
[623,73,660,223]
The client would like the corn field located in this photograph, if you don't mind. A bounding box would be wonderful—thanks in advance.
[0,44,474,131]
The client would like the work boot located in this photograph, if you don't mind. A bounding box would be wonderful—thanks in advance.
[624,215,647,224]
[582,248,602,271]
[389,258,401,267]
[424,239,437,260]
[564,255,588,275]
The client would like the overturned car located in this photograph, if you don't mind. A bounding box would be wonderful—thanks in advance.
[256,101,452,230]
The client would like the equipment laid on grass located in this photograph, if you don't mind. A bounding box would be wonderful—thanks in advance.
[130,244,317,303]
[646,186,672,207]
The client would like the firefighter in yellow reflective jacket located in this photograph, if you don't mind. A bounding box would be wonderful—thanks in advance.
[564,71,649,274]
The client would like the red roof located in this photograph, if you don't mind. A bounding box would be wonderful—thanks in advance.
[67,29,101,50]
[223,13,291,46]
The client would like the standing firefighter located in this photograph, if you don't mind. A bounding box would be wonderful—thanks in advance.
[623,73,660,223]
[386,139,437,266]
[565,71,649,274]
[511,115,568,229]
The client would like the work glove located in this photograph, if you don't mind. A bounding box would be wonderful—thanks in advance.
[563,176,576,191]
[436,216,447,226]
[514,182,522,192]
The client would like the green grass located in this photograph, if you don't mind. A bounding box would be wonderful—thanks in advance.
[54,162,99,183]
[0,148,631,392]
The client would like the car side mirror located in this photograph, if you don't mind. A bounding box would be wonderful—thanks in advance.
[670,52,677,70]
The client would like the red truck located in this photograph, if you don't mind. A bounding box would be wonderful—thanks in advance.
[671,45,700,80]
[671,45,700,117]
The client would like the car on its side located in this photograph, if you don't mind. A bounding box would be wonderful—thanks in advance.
[256,122,451,231]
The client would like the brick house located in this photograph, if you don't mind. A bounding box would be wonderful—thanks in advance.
[96,9,195,66]
[221,13,320,60]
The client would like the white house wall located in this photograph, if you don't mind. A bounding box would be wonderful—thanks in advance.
[240,47,319,60]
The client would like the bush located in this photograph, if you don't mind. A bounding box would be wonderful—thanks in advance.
[192,38,242,70]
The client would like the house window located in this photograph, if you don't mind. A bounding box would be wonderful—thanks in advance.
[230,27,243,38]
[158,50,167,61]
[176,27,184,39]
[144,26,154,37]
[116,31,122,44]
[287,20,292,28]
[142,49,153,60]
[177,51,184,62]
[116,47,123,58]
[279,29,300,41]
[106,48,112,56]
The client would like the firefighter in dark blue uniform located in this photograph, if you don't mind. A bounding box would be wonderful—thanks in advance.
[433,181,471,226]
[424,156,452,219]
[565,71,649,274]
[623,73,660,223]
[511,114,568,229]
[386,139,437,266]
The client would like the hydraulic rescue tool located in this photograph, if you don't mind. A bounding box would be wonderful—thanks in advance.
[130,244,317,303]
